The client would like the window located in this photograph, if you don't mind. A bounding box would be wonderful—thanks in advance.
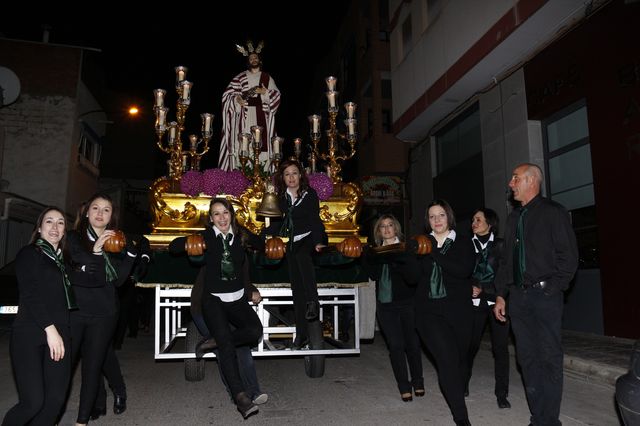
[381,110,392,133]
[402,15,412,55]
[381,78,392,99]
[78,123,102,168]
[435,104,481,173]
[543,101,598,268]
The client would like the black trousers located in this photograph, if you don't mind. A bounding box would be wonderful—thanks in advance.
[94,344,127,409]
[509,287,564,426]
[201,292,262,398]
[287,237,319,338]
[376,301,423,394]
[2,325,71,426]
[415,299,473,423]
[467,299,510,397]
[70,312,118,423]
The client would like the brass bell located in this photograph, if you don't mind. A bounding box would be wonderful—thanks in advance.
[256,192,282,217]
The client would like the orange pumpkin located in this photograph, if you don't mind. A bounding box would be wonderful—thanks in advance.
[104,230,126,253]
[411,234,432,255]
[264,237,286,260]
[337,236,363,258]
[185,234,206,257]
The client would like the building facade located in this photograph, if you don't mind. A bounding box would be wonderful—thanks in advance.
[390,0,639,338]
[0,38,105,266]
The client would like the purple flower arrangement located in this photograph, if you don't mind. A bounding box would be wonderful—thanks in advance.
[180,171,203,196]
[180,168,251,198]
[308,173,334,201]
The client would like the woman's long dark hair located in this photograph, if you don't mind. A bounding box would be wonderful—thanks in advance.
[274,159,309,198]
[74,192,118,253]
[208,197,248,248]
[30,206,70,258]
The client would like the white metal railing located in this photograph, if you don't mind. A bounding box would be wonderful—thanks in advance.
[154,285,360,360]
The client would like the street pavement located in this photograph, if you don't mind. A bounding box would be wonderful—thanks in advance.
[0,324,622,425]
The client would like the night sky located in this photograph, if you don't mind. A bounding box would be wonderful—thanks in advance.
[1,6,348,177]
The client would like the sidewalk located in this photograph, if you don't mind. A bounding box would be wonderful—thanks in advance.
[481,328,635,387]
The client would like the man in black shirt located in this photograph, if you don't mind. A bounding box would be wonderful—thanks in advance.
[494,163,578,426]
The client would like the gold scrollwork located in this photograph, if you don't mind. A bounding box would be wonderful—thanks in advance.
[150,177,199,226]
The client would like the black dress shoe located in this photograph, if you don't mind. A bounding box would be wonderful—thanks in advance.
[290,336,310,350]
[497,396,511,409]
[305,301,319,320]
[235,392,259,419]
[113,395,127,415]
[90,407,106,420]
[195,337,217,359]
[401,392,413,402]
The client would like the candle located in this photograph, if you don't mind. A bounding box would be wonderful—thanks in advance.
[272,136,283,154]
[326,91,337,109]
[156,107,168,128]
[201,113,213,134]
[310,156,316,173]
[345,102,357,119]
[326,76,337,91]
[182,154,188,169]
[326,165,332,178]
[308,115,320,134]
[240,133,250,154]
[175,66,188,87]
[181,81,192,101]
[154,89,166,108]
[294,138,302,154]
[251,125,263,148]
[189,134,198,150]
[345,118,356,136]
[168,123,177,143]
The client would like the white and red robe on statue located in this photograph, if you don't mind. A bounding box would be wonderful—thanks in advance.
[218,70,280,171]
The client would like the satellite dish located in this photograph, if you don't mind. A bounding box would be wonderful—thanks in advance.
[0,66,21,107]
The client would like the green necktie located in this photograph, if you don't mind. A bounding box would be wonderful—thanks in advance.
[279,192,295,250]
[513,207,528,287]
[429,238,453,299]
[35,239,77,310]
[472,243,495,285]
[219,233,236,281]
[378,264,392,303]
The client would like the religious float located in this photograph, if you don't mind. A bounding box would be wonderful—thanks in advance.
[143,67,373,380]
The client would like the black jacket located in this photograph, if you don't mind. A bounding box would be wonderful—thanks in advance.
[415,235,475,307]
[495,194,578,297]
[264,187,327,246]
[66,230,135,317]
[169,227,249,295]
[471,235,504,303]
[361,249,419,304]
[13,244,72,330]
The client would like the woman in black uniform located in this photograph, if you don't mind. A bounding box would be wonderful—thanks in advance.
[169,197,263,419]
[3,207,76,426]
[415,199,475,426]
[66,193,136,426]
[362,214,423,402]
[466,208,510,408]
[265,159,326,349]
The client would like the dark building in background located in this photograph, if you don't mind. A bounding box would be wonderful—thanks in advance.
[309,0,410,240]
[390,0,639,338]
[0,37,107,266]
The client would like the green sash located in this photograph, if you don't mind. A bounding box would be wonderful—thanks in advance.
[88,226,118,282]
[429,238,453,299]
[35,239,77,310]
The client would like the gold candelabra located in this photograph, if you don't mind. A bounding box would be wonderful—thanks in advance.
[153,66,213,187]
[238,126,283,187]
[307,76,358,183]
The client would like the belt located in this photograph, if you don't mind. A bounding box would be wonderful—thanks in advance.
[523,280,548,290]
